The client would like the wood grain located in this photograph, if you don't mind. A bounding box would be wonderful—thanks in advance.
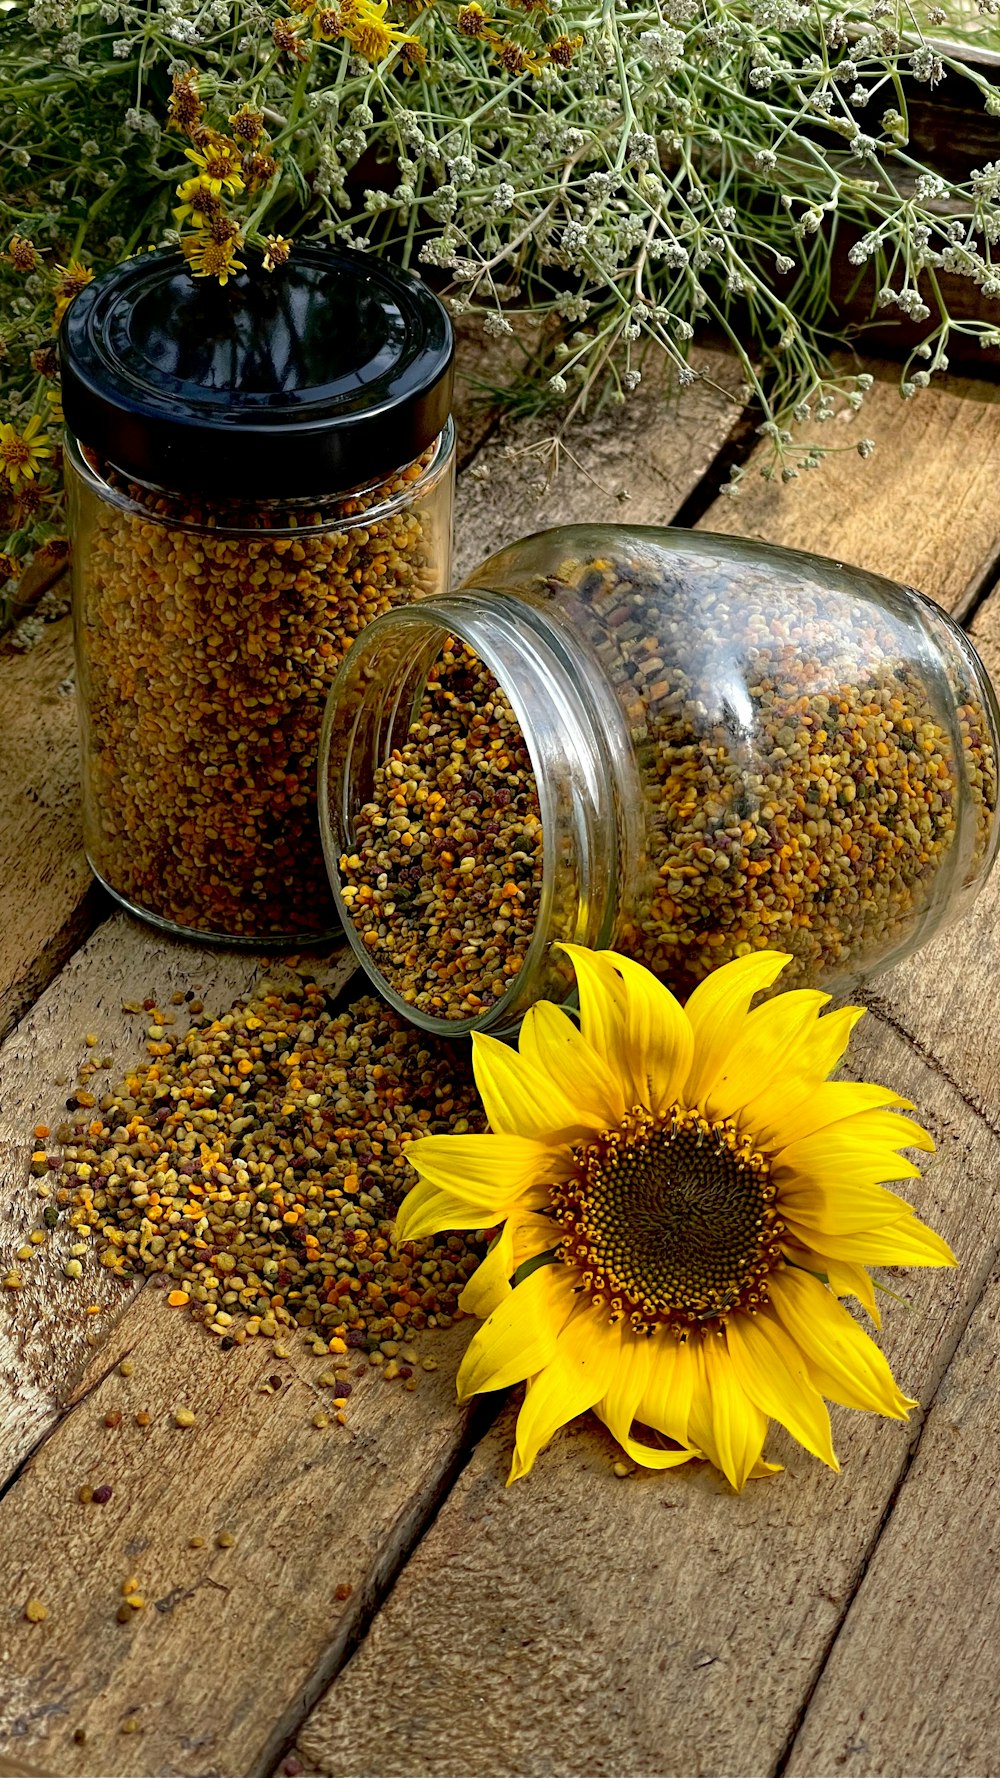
[784,1265,1000,1778]
[0,920,488,1778]
[454,345,744,579]
[0,616,97,1046]
[290,1013,1000,1778]
[700,367,1000,620]
[0,1289,474,1778]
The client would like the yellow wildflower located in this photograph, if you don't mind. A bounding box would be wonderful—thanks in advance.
[547,32,582,66]
[53,258,94,301]
[180,230,246,287]
[242,150,279,191]
[261,235,293,272]
[313,5,343,37]
[183,134,245,197]
[456,2,490,32]
[343,0,416,61]
[6,234,39,273]
[0,414,53,488]
[173,174,227,228]
[228,107,266,144]
[167,68,203,136]
[272,17,310,57]
[397,946,954,1489]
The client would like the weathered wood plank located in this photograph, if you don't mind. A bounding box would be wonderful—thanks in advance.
[288,1016,1000,1778]
[454,345,744,578]
[700,368,1000,620]
[0,616,99,1047]
[784,1264,1000,1778]
[0,918,486,1778]
[1,1286,473,1778]
[863,594,1000,1129]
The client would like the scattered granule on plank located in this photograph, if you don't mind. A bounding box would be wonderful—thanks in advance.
[41,976,486,1356]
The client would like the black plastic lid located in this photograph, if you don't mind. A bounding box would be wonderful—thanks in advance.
[59,245,454,500]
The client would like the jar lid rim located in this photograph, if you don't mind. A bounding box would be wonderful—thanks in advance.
[59,245,454,500]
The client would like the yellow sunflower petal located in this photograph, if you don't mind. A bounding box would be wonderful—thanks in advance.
[636,1331,698,1448]
[775,1108,934,1176]
[699,1334,770,1491]
[592,949,694,1114]
[508,1305,621,1482]
[472,1031,607,1141]
[726,1309,839,1470]
[594,1319,650,1446]
[458,1222,516,1319]
[458,1208,560,1319]
[787,1248,882,1328]
[396,1134,563,1239]
[748,1082,916,1153]
[556,943,628,1070]
[781,1177,925,1238]
[518,1000,626,1127]
[750,1456,785,1478]
[794,1215,957,1269]
[682,951,792,1109]
[769,1268,915,1419]
[739,1006,869,1143]
[456,1262,577,1400]
[590,1323,698,1469]
[703,989,830,1125]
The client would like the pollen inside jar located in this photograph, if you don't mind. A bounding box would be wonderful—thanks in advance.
[339,640,545,1020]
[61,244,454,942]
[72,452,447,940]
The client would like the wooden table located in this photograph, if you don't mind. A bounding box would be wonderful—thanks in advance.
[3,334,1000,1778]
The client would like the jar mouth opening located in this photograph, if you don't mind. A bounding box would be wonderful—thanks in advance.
[319,593,595,1041]
[63,418,455,540]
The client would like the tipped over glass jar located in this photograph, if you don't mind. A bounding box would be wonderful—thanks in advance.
[319,525,1000,1034]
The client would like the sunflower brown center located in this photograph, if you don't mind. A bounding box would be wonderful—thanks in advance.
[552,1106,784,1335]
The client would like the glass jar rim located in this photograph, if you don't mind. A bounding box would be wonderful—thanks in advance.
[318,589,621,1040]
[63,417,455,541]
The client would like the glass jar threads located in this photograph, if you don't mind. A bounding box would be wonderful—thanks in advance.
[61,245,454,943]
[319,524,1000,1034]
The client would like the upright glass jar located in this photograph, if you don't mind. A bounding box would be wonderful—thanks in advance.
[61,245,454,943]
[319,524,1000,1034]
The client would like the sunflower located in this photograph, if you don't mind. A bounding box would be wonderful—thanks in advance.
[397,947,954,1489]
[0,414,53,488]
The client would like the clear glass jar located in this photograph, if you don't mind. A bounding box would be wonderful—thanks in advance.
[61,245,454,942]
[319,524,1000,1034]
